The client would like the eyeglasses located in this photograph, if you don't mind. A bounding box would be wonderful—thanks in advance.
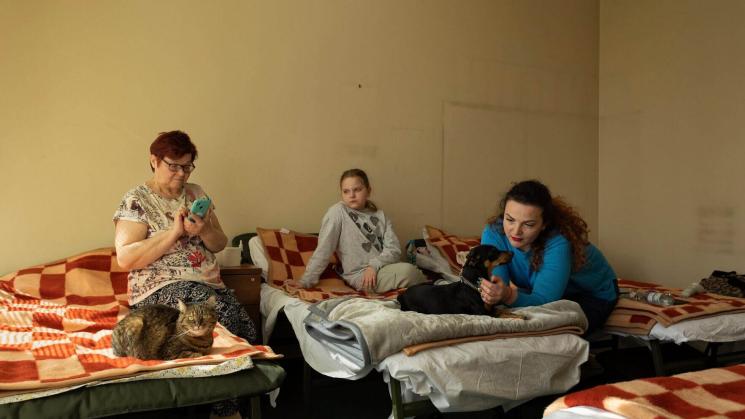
[162,159,196,173]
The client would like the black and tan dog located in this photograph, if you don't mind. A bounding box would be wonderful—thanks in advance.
[398,245,515,316]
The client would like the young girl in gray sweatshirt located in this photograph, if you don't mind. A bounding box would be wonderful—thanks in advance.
[299,169,426,292]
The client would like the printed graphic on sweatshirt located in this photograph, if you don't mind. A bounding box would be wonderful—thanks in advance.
[347,210,384,253]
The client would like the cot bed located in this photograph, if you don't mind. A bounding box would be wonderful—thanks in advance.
[542,363,745,419]
[394,226,745,378]
[0,362,285,418]
[250,228,591,418]
[262,285,588,417]
[0,248,284,418]
[597,279,745,376]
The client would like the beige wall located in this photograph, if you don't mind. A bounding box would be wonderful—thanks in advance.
[599,0,745,287]
[0,0,598,275]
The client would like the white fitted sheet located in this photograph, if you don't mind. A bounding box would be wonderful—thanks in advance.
[542,406,626,419]
[607,311,745,344]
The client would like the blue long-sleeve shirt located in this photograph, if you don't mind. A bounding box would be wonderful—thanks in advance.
[481,223,617,307]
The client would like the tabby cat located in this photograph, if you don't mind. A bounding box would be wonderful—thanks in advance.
[112,295,217,360]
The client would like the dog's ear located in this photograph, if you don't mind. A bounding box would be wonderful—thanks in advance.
[468,246,479,259]
[495,251,513,265]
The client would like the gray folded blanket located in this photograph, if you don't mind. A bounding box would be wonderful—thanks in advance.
[303,298,587,374]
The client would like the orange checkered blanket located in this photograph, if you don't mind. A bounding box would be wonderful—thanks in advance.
[604,279,745,335]
[0,248,278,396]
[544,364,745,418]
[257,228,402,303]
[424,225,481,274]
[269,276,402,303]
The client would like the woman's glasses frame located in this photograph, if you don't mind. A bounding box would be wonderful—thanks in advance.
[162,159,196,173]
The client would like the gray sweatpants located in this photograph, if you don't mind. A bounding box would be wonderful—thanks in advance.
[374,262,427,293]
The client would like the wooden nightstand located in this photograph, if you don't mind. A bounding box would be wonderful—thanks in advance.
[220,264,262,342]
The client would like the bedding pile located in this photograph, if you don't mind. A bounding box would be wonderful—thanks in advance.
[304,297,587,370]
[605,279,745,335]
[544,364,745,418]
[0,248,278,401]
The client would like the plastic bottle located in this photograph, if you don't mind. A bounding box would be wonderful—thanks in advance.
[627,290,676,306]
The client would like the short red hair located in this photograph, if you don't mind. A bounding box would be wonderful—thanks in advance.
[149,131,198,172]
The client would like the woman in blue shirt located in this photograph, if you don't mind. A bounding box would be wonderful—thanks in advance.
[479,180,617,334]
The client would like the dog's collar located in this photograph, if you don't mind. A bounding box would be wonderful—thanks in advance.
[459,276,481,292]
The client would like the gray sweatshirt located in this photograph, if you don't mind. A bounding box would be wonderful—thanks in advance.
[300,202,402,290]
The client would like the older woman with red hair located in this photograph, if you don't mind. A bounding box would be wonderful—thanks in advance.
[113,130,255,419]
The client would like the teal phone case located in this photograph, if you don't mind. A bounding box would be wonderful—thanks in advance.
[189,196,211,222]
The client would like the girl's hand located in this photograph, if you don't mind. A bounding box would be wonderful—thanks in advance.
[362,266,377,291]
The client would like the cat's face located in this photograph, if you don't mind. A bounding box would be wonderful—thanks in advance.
[177,296,217,337]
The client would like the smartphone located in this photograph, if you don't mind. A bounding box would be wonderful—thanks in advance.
[188,196,211,222]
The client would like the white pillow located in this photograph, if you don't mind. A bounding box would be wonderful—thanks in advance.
[413,251,445,273]
[248,235,269,279]
[421,227,454,274]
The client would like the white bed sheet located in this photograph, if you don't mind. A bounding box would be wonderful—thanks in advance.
[648,311,745,343]
[607,311,745,344]
[260,284,589,413]
[542,406,626,419]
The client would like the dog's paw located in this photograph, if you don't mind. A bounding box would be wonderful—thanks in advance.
[456,251,469,266]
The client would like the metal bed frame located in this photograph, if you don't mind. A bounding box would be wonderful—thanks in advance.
[599,333,745,376]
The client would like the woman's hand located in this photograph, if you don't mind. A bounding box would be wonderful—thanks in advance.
[169,207,188,239]
[362,266,377,291]
[183,207,212,237]
[480,276,514,306]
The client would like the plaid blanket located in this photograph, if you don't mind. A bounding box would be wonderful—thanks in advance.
[425,225,481,274]
[0,248,279,396]
[257,228,402,303]
[544,364,745,418]
[269,276,402,303]
[604,279,745,335]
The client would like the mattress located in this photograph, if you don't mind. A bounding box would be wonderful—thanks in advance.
[638,311,745,344]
